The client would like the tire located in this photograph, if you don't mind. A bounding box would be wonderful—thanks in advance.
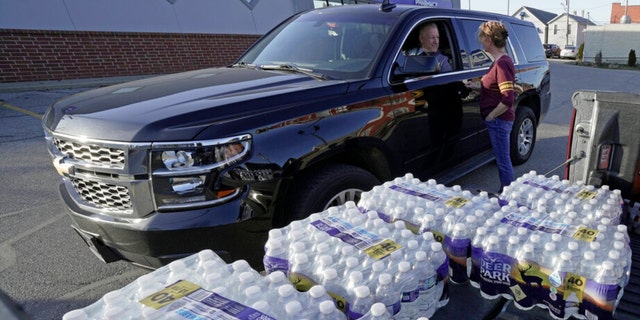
[510,106,536,165]
[285,164,380,222]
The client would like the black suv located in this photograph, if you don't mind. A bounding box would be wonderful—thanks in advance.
[43,3,551,269]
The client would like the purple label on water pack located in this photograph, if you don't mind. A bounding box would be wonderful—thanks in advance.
[479,252,514,298]
[444,236,470,284]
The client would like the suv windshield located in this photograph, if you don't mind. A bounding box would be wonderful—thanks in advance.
[237,9,395,80]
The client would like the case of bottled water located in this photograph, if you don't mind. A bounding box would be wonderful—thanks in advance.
[62,249,351,320]
[262,194,446,319]
[357,172,631,320]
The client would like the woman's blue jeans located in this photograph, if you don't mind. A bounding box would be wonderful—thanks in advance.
[485,118,515,191]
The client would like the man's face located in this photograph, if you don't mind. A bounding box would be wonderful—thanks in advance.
[420,26,440,53]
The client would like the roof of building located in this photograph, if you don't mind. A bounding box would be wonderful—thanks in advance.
[548,12,596,25]
[521,6,557,24]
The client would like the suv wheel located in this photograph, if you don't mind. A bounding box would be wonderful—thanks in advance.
[285,164,380,221]
[510,106,536,165]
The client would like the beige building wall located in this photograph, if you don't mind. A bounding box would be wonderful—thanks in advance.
[583,24,640,64]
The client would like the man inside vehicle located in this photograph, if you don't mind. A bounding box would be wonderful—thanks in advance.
[405,22,452,72]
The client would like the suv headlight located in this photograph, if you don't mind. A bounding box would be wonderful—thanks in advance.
[150,134,252,210]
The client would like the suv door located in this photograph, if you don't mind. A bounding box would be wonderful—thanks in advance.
[567,90,640,203]
[387,17,488,179]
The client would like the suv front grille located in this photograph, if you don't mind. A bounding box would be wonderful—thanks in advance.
[70,176,132,210]
[53,138,125,169]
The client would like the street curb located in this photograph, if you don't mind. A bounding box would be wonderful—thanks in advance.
[0,75,160,93]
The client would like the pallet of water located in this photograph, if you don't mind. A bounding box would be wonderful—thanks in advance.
[264,201,449,320]
[355,172,631,320]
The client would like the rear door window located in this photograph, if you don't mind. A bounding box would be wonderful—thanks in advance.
[510,23,546,62]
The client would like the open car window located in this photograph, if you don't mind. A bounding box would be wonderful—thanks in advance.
[396,20,455,76]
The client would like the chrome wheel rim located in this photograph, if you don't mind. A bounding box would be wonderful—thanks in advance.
[324,188,362,210]
[518,118,534,156]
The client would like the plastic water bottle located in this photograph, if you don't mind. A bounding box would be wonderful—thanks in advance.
[314,242,333,261]
[512,243,540,310]
[63,310,88,320]
[545,251,575,318]
[102,306,130,320]
[263,238,289,274]
[361,302,394,320]
[133,273,165,300]
[343,256,362,280]
[468,226,487,288]
[318,299,348,320]
[289,253,317,291]
[322,268,349,314]
[506,235,521,260]
[421,214,437,233]
[314,254,335,280]
[445,222,471,284]
[288,241,307,262]
[367,260,386,290]
[267,270,289,292]
[578,250,599,280]
[375,273,401,316]
[408,250,439,319]
[234,271,262,298]
[277,284,301,314]
[346,270,365,303]
[284,300,315,320]
[165,259,192,285]
[403,239,420,262]
[540,242,557,268]
[337,245,357,266]
[394,261,419,306]
[287,229,308,251]
[420,231,435,252]
[251,300,278,319]
[229,259,254,284]
[479,235,511,300]
[243,285,263,307]
[428,241,449,307]
[586,260,620,320]
[349,285,375,320]
[308,284,334,308]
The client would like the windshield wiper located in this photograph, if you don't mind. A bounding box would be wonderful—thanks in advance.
[231,61,257,69]
[259,64,327,80]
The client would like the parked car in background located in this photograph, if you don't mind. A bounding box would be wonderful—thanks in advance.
[560,45,577,59]
[42,3,551,269]
[543,43,560,58]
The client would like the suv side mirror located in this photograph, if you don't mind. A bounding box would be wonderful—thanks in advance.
[393,55,439,79]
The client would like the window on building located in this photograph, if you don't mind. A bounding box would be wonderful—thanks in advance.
[554,24,558,35]
[568,24,571,34]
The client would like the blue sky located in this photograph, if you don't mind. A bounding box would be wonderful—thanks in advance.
[461,1,617,25]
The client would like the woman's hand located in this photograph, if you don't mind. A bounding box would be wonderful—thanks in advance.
[465,80,481,90]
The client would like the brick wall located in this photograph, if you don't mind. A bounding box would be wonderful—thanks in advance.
[611,3,640,23]
[0,29,261,83]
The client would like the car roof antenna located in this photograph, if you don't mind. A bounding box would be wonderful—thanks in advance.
[380,0,396,12]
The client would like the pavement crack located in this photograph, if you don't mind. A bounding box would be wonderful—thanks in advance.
[0,209,66,273]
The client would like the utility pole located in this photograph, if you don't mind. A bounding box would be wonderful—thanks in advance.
[561,0,570,47]
[565,0,570,46]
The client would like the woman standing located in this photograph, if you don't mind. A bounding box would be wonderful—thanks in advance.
[468,21,515,192]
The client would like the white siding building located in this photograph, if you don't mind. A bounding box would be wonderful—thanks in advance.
[547,13,595,48]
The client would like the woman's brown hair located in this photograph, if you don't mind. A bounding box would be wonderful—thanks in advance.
[478,21,509,48]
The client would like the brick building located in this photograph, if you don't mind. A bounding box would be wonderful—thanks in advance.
[610,2,640,23]
[0,0,312,83]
